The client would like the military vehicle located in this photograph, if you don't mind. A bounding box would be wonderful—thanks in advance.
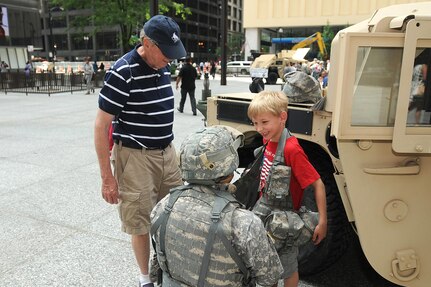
[249,48,309,85]
[206,2,431,286]
[250,31,326,85]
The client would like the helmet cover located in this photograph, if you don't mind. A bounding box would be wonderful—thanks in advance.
[179,126,243,184]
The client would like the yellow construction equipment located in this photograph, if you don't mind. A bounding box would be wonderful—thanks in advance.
[292,32,327,58]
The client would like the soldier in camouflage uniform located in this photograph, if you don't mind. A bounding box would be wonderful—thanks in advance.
[150,126,283,287]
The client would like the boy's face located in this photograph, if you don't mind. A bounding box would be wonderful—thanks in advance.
[251,111,287,142]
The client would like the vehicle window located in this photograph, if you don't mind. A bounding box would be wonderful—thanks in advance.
[351,47,402,127]
[407,48,430,126]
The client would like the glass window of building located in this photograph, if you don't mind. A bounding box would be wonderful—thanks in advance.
[96,32,117,50]
[71,34,93,50]
[51,16,67,28]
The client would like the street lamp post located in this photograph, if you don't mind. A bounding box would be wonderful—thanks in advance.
[278,27,284,53]
[48,6,53,63]
[83,36,89,58]
[46,1,63,72]
[220,0,227,86]
[150,0,159,17]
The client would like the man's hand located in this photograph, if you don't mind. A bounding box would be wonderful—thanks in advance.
[101,175,119,204]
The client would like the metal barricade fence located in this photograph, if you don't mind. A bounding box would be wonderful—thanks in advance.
[0,71,106,96]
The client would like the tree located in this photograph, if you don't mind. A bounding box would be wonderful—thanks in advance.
[322,22,335,59]
[50,0,190,54]
[227,32,244,60]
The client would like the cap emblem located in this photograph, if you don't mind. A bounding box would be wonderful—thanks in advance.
[171,32,180,43]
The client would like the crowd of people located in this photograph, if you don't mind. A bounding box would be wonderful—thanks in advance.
[176,58,218,80]
[94,14,327,287]
[284,58,330,89]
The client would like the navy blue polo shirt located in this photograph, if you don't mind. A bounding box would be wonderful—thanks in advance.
[98,45,175,148]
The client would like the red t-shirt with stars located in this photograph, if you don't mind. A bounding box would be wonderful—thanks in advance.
[259,136,320,210]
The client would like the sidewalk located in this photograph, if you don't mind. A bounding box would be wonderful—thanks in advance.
[0,76,260,287]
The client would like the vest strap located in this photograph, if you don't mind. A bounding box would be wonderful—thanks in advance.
[198,191,233,286]
[152,185,251,287]
[150,185,189,278]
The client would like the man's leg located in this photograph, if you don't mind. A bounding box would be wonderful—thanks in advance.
[132,233,150,274]
[86,76,91,94]
[178,88,187,112]
[189,88,197,115]
[114,146,154,286]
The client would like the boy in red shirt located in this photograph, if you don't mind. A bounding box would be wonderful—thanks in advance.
[247,91,327,287]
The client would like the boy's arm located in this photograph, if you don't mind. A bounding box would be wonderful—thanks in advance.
[312,178,327,245]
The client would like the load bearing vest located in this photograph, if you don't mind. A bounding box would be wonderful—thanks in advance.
[151,185,252,287]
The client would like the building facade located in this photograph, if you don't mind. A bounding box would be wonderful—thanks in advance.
[243,0,430,60]
[0,0,244,65]
[35,0,243,63]
[0,0,42,69]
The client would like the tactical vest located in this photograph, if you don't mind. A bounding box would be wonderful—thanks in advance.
[151,185,253,287]
[253,129,294,222]
[252,129,319,249]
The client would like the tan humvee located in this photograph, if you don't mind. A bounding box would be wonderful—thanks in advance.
[250,48,309,84]
[207,3,431,286]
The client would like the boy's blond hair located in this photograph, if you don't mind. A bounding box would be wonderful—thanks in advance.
[247,91,289,119]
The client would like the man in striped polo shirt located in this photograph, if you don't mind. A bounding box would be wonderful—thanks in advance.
[94,15,186,287]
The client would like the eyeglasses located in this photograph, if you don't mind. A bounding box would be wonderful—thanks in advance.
[145,37,173,62]
[146,37,159,48]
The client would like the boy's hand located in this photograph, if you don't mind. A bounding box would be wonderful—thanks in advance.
[312,221,327,245]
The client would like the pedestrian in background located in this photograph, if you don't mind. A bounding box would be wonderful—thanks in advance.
[210,59,216,79]
[1,60,8,73]
[24,60,33,87]
[83,57,94,94]
[176,56,198,115]
[93,60,98,73]
[94,15,186,287]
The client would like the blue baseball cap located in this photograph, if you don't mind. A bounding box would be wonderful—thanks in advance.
[143,15,186,60]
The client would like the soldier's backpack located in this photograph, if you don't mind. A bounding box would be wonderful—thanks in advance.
[151,185,255,287]
[233,144,266,209]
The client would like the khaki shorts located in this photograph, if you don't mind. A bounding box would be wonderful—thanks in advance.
[112,143,183,235]
[278,245,299,278]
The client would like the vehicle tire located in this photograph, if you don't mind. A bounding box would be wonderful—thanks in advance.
[241,69,247,75]
[249,78,265,93]
[266,72,278,85]
[297,141,352,275]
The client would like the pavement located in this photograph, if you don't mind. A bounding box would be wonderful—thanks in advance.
[0,74,399,287]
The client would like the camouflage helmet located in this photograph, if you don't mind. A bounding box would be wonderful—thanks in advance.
[179,125,244,184]
[282,71,322,104]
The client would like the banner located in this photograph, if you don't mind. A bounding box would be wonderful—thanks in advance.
[0,7,9,37]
